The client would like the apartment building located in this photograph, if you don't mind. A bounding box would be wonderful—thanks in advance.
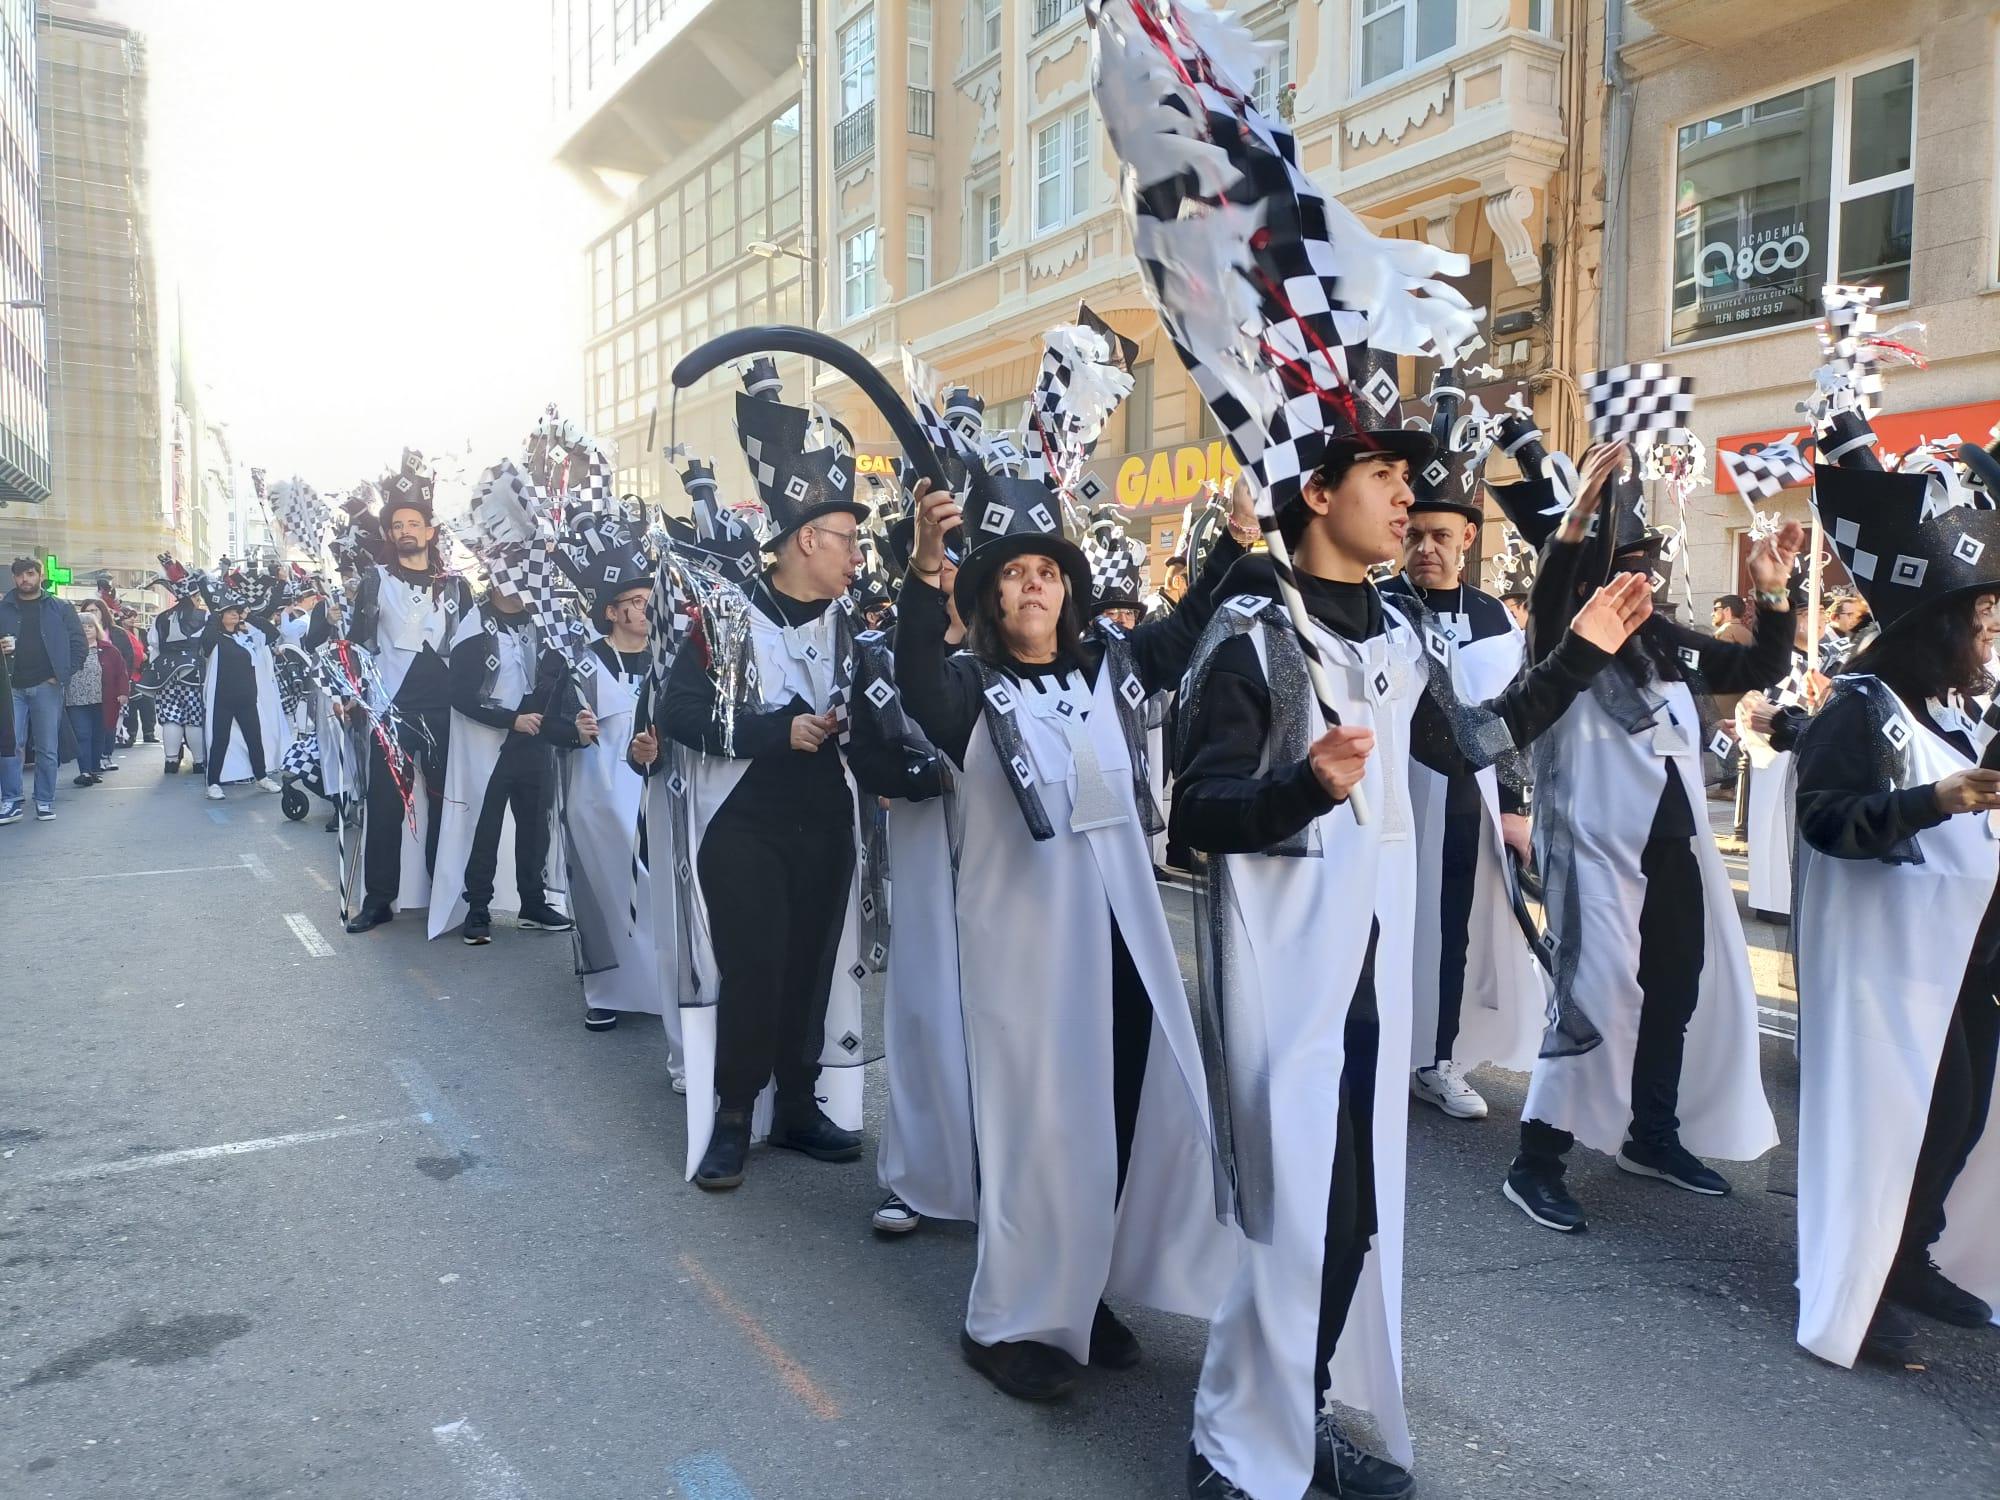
[0,0,46,509]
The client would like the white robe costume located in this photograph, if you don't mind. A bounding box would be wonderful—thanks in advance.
[1738,650,1813,918]
[427,608,563,939]
[1522,681,1779,1162]
[1386,581,1545,1075]
[876,792,978,1223]
[952,661,1237,1361]
[678,597,867,1179]
[1795,683,2000,1365]
[200,625,287,784]
[1187,597,1428,1495]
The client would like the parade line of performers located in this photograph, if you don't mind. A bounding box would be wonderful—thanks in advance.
[129,11,1996,1497]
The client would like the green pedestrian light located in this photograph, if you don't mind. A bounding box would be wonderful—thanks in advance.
[42,553,72,586]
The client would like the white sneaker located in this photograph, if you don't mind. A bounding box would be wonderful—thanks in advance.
[257,775,282,792]
[1412,1060,1488,1120]
[669,1070,688,1096]
[205,785,225,801]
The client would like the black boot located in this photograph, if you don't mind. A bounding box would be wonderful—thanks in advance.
[959,1328,1078,1402]
[695,1108,752,1190]
[769,1101,862,1162]
[1885,1254,1994,1328]
[344,901,393,934]
[1089,1300,1141,1369]
[1858,1299,1924,1365]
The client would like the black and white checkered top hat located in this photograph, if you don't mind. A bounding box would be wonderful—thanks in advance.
[1485,409,1568,551]
[1812,464,2000,636]
[950,469,1091,622]
[557,508,653,607]
[378,448,435,521]
[1407,363,1485,522]
[1081,511,1147,612]
[732,363,867,545]
[673,456,764,583]
[942,387,985,442]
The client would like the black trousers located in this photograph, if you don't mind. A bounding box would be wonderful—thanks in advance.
[1900,974,2000,1263]
[461,743,553,910]
[363,706,449,906]
[1430,786,1483,1065]
[1315,924,1382,1408]
[206,694,266,785]
[125,694,155,740]
[699,803,855,1112]
[1110,917,1153,1199]
[1519,830,1707,1164]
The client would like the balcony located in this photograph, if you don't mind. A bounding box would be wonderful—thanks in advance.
[1628,0,1853,49]
[834,101,876,169]
[1033,0,1081,36]
[908,86,934,138]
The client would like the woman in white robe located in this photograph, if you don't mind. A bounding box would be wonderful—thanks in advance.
[199,602,286,795]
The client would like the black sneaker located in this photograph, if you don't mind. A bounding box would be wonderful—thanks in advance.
[959,1329,1078,1402]
[871,1192,921,1234]
[462,907,492,945]
[1187,1447,1252,1498]
[695,1108,752,1190]
[1089,1300,1141,1369]
[1503,1159,1587,1232]
[344,902,393,934]
[190,762,205,774]
[583,1007,619,1031]
[163,759,179,774]
[1885,1255,1994,1328]
[769,1104,862,1162]
[1313,1413,1415,1499]
[1857,1299,1924,1365]
[72,773,97,787]
[517,901,573,931]
[1616,1136,1730,1196]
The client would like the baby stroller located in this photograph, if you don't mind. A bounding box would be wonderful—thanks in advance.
[278,733,333,822]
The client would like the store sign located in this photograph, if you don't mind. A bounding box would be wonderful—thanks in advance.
[855,451,899,477]
[1091,440,1241,510]
[1715,401,2000,494]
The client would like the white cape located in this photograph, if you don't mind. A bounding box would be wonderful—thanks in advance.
[200,629,288,784]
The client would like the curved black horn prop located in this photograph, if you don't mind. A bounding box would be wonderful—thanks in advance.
[671,326,948,490]
[1959,442,2000,504]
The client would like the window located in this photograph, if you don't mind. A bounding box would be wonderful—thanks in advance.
[972,184,1002,265]
[1526,0,1553,32]
[1123,361,1154,453]
[1250,26,1294,116]
[1670,58,1915,347]
[843,226,879,321]
[909,0,932,88]
[976,0,1002,59]
[1033,107,1095,235]
[1359,0,1455,88]
[839,12,876,118]
[906,212,930,295]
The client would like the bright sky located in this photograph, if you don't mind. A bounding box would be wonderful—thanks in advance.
[109,0,593,489]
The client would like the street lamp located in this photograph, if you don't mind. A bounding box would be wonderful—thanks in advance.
[4,299,41,309]
[746,240,813,265]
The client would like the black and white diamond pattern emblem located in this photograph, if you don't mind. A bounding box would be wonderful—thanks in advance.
[1708,728,1734,759]
[1076,472,1107,504]
[1882,716,1911,751]
[857,628,885,644]
[1371,669,1390,698]
[1425,630,1449,663]
[982,503,1014,534]
[602,563,621,583]
[1028,503,1056,532]
[1360,366,1400,418]
[1678,645,1701,670]
[734,553,758,578]
[802,642,820,662]
[829,465,849,491]
[1010,753,1033,786]
[1954,533,1986,565]
[844,960,866,983]
[667,770,687,796]
[1421,459,1450,491]
[676,857,692,883]
[784,474,811,503]
[484,653,500,673]
[1054,697,1076,718]
[1224,595,1266,617]
[1119,673,1146,709]
[863,678,895,709]
[859,892,876,918]
[983,682,1016,715]
[868,941,887,966]
[1890,554,1928,588]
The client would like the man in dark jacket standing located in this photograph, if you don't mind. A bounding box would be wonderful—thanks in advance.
[0,556,87,823]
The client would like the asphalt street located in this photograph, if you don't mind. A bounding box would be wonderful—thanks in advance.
[3,766,1996,1499]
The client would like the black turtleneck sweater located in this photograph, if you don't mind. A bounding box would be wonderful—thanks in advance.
[1171,561,1611,854]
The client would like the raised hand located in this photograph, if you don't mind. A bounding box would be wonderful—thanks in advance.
[1745,522,1806,596]
[1568,570,1654,655]
[909,478,964,577]
[1555,441,1630,544]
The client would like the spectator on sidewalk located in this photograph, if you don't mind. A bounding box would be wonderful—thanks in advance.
[63,614,125,785]
[0,556,86,823]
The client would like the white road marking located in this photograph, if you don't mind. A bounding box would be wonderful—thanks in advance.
[39,863,249,882]
[20,1114,426,1186]
[1758,1005,1795,1022]
[432,1419,534,1500]
[284,912,336,957]
[306,866,334,892]
[239,850,274,882]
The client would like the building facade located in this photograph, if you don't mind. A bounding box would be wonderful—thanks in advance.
[0,0,47,509]
[1613,0,2000,607]
[0,0,166,596]
[554,0,812,511]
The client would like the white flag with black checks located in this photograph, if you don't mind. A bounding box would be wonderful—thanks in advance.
[1719,442,1813,504]
[1584,363,1694,443]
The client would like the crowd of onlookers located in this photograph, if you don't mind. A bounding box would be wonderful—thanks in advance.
[0,555,155,825]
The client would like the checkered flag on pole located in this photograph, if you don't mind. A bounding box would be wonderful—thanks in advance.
[1584,363,1695,443]
[1719,442,1813,505]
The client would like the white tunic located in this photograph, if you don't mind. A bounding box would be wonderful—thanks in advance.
[678,599,866,1178]
[1406,612,1544,1075]
[876,793,978,1222]
[1795,687,2000,1365]
[200,628,288,783]
[954,661,1237,1362]
[1192,601,1424,1497]
[1522,683,1778,1161]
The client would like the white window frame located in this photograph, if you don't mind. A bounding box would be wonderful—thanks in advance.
[1526,0,1554,34]
[1031,106,1095,237]
[975,0,1002,61]
[1249,17,1294,117]
[905,211,930,295]
[842,224,878,322]
[908,0,932,89]
[1664,50,1918,351]
[1356,0,1457,91]
[969,180,1002,268]
[838,11,876,120]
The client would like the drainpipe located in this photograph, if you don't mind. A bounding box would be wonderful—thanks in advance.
[1597,0,1633,368]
